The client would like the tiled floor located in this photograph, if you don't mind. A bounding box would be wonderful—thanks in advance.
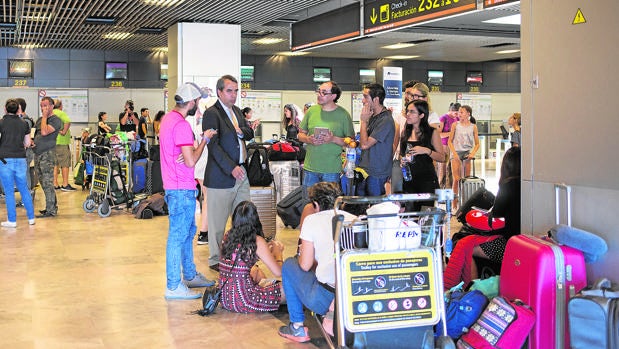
[0,169,500,348]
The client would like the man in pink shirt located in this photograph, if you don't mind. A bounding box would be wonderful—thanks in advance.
[160,82,217,300]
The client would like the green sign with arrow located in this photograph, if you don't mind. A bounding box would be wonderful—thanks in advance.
[363,0,477,35]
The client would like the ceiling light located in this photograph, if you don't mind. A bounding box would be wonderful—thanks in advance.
[15,43,44,49]
[385,55,419,60]
[496,49,520,54]
[23,14,50,22]
[253,38,284,45]
[143,0,185,7]
[102,32,133,40]
[483,14,521,25]
[84,16,117,25]
[382,43,416,50]
[278,51,309,56]
[153,47,168,52]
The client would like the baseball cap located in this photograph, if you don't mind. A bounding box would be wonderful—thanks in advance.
[175,82,209,104]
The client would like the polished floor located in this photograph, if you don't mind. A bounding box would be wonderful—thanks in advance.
[0,176,479,349]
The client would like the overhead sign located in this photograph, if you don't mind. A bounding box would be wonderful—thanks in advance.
[483,0,519,9]
[291,3,360,51]
[364,0,477,35]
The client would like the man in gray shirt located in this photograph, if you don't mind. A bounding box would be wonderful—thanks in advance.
[34,96,63,217]
[356,83,395,196]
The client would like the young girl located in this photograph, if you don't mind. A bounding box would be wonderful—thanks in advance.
[219,201,285,313]
[448,105,480,209]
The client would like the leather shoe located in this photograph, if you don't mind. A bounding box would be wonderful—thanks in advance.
[209,264,219,272]
[37,210,56,218]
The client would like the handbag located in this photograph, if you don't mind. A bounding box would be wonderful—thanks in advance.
[268,142,300,161]
[457,296,535,349]
[194,254,239,316]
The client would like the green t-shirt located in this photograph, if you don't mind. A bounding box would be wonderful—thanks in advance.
[53,109,71,145]
[299,105,354,174]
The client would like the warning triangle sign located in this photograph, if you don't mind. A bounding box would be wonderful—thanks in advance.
[573,8,586,25]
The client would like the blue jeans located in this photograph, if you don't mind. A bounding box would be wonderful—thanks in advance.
[0,158,35,222]
[165,189,198,290]
[303,170,340,189]
[357,175,389,196]
[282,257,334,323]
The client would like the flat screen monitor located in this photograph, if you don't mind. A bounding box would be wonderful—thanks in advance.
[8,59,34,78]
[359,68,375,84]
[241,65,254,82]
[105,62,128,80]
[466,71,483,85]
[160,63,168,80]
[427,70,444,86]
[313,67,331,83]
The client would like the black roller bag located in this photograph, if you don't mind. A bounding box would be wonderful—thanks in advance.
[276,186,309,228]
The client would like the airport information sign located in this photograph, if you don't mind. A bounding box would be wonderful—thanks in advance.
[483,0,519,9]
[363,0,477,35]
[291,3,360,51]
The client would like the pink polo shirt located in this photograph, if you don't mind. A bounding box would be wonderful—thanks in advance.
[159,110,197,190]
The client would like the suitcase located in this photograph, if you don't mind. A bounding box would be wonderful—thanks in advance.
[132,158,147,193]
[250,186,277,241]
[276,186,309,229]
[500,183,587,349]
[146,160,163,194]
[568,278,619,349]
[269,160,301,203]
[458,158,484,208]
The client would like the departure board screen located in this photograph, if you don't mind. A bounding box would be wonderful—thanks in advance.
[291,3,360,51]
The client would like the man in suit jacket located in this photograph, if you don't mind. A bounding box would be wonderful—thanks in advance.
[202,74,254,270]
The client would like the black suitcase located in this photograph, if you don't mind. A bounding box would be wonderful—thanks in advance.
[455,187,495,224]
[569,278,619,349]
[147,160,163,194]
[276,186,309,228]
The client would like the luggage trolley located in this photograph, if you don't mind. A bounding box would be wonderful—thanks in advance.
[82,145,133,217]
[330,190,455,349]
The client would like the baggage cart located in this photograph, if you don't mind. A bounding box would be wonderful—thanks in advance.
[327,190,455,349]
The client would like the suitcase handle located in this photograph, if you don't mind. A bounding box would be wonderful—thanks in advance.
[554,183,571,226]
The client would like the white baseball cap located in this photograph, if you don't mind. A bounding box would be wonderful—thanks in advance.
[175,82,209,104]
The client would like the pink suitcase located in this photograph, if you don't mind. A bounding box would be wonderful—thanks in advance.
[500,234,587,349]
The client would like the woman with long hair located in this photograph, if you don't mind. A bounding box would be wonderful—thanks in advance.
[438,102,460,188]
[282,104,300,140]
[448,105,480,209]
[153,110,165,142]
[219,201,285,313]
[399,100,445,210]
[97,111,112,134]
[443,146,521,289]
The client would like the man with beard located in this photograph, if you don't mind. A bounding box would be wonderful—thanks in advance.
[202,75,254,271]
[160,82,217,299]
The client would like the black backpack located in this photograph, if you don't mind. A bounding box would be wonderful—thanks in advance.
[246,143,272,187]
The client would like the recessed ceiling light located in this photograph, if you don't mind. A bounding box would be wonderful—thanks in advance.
[483,14,521,25]
[382,43,416,50]
[102,32,133,40]
[278,51,309,56]
[153,47,168,52]
[24,14,50,22]
[253,38,284,45]
[15,43,44,49]
[143,0,185,7]
[385,55,419,60]
[496,49,520,54]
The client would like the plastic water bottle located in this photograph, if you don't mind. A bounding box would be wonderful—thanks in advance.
[345,147,356,179]
[401,165,412,182]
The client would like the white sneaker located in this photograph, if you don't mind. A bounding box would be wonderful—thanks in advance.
[1,221,17,228]
[164,283,201,300]
[28,219,35,225]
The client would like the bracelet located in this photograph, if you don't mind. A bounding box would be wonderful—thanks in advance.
[428,149,433,156]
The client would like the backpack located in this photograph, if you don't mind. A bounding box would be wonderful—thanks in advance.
[246,143,272,187]
[133,192,168,219]
[109,159,132,205]
[442,289,489,340]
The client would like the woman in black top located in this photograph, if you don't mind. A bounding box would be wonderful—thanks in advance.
[98,111,112,134]
[399,100,445,210]
[282,104,300,140]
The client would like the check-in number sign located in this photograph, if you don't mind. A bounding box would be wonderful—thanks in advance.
[364,0,476,34]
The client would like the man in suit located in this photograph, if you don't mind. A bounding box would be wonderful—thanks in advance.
[203,75,254,271]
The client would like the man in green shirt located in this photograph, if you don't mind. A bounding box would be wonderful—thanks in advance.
[52,99,76,191]
[298,80,354,188]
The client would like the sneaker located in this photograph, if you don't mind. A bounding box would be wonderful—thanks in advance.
[197,232,209,245]
[278,322,310,343]
[54,186,61,190]
[28,219,35,225]
[61,185,77,192]
[1,221,17,228]
[184,272,215,288]
[164,283,201,300]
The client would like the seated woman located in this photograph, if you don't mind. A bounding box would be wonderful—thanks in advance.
[443,146,521,289]
[278,182,356,343]
[97,111,112,134]
[219,201,286,313]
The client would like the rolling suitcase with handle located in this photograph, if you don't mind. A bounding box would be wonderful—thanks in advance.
[458,158,484,208]
[500,184,587,349]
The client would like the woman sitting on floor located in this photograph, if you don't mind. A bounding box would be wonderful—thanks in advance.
[219,201,286,313]
[443,146,521,289]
